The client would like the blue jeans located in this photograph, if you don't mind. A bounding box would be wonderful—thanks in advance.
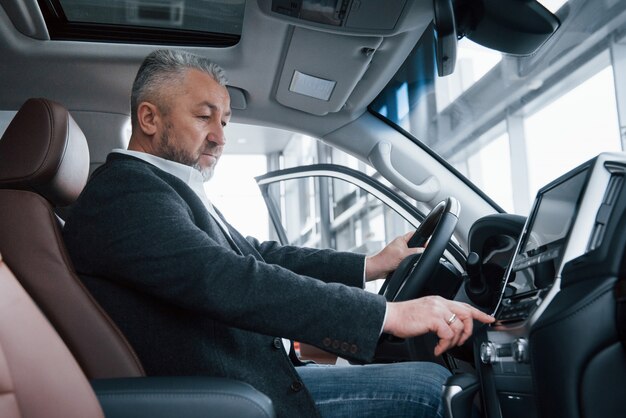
[296,362,450,417]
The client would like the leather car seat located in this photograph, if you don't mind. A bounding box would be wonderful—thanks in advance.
[0,251,276,418]
[0,251,106,418]
[0,98,144,379]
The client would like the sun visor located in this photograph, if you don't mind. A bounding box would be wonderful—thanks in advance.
[276,27,382,116]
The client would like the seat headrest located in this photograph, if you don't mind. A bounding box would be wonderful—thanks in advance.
[0,98,90,206]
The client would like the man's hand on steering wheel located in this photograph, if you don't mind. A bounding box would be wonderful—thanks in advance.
[383,296,495,356]
[365,231,424,281]
[379,198,460,302]
[365,197,494,356]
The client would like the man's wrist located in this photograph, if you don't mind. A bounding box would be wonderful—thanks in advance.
[362,256,367,287]
[380,302,389,335]
[382,302,395,335]
[365,253,384,281]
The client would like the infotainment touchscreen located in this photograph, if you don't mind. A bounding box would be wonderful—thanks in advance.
[493,165,590,317]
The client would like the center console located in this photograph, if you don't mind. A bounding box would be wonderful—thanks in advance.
[473,152,626,418]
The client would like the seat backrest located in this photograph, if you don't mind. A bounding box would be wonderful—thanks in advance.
[0,98,144,378]
[0,251,105,418]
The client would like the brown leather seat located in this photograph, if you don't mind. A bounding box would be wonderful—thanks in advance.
[0,98,144,378]
[0,251,105,418]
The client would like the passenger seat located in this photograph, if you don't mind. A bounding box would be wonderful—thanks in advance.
[0,251,275,417]
[0,251,105,418]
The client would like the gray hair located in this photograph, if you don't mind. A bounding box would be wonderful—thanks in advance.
[130,49,228,128]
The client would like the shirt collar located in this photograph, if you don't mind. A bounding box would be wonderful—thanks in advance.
[112,149,206,188]
[111,149,234,240]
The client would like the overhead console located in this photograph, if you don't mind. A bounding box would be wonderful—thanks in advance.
[255,0,429,116]
[256,0,432,116]
[257,0,419,35]
[474,152,626,418]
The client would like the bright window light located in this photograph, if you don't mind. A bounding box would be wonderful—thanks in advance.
[435,38,502,111]
[524,66,621,198]
[537,0,568,14]
[206,155,270,241]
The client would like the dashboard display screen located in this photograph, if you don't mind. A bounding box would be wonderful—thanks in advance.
[522,169,588,257]
[493,166,590,315]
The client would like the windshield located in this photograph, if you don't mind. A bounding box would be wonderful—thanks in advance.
[370,0,624,215]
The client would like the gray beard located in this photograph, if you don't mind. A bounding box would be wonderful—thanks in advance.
[159,129,216,182]
[193,163,215,182]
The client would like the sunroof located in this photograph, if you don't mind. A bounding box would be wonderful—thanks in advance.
[37,0,245,46]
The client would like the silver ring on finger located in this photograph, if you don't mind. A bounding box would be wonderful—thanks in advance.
[446,313,457,325]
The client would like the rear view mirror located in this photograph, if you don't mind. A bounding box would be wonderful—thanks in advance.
[433,0,457,77]
[455,0,560,56]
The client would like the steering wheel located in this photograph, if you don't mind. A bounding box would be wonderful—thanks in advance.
[380,197,460,302]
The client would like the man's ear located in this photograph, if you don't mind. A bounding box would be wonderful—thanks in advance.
[136,102,160,136]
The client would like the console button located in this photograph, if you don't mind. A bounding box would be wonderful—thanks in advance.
[497,345,512,357]
[480,342,497,364]
[512,338,529,363]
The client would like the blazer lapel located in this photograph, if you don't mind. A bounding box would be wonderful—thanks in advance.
[212,206,264,261]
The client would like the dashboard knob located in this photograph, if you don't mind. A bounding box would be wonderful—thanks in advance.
[480,342,497,364]
[512,338,529,363]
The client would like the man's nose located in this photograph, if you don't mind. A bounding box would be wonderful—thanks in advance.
[207,123,226,146]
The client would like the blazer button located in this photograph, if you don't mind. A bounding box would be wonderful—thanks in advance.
[323,338,331,347]
[272,337,282,350]
[340,342,349,352]
[290,381,304,392]
[332,340,340,349]
[350,344,358,354]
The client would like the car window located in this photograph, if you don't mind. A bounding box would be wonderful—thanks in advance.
[371,0,624,215]
[216,123,463,265]
[264,176,414,293]
[0,111,17,137]
[206,154,271,241]
[56,0,244,34]
[38,0,244,45]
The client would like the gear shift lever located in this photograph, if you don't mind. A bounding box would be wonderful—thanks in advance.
[442,373,480,418]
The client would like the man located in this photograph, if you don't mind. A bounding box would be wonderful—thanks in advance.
[63,49,493,417]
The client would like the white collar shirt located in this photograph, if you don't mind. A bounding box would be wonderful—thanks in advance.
[112,149,231,237]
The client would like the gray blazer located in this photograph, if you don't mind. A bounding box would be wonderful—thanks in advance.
[63,153,387,417]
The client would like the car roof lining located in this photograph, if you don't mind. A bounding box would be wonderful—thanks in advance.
[0,1,432,137]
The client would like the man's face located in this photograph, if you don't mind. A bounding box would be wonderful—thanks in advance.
[155,69,231,181]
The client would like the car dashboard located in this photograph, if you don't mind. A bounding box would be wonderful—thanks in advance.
[459,152,626,418]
